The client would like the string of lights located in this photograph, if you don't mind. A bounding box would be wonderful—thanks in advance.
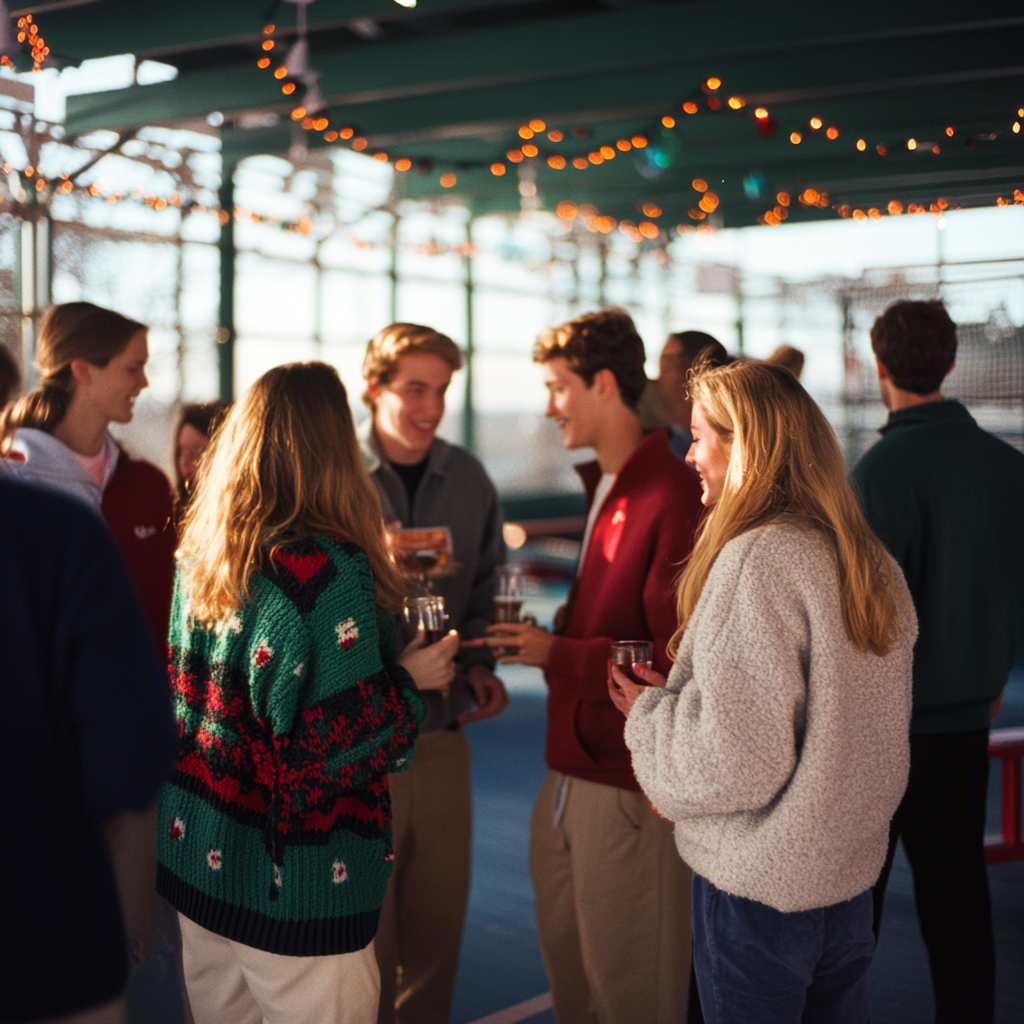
[245,39,1024,234]
[1,12,50,71]
[4,162,1020,246]
[6,82,1023,240]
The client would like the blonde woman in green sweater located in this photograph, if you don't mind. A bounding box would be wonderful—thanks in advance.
[158,362,453,1024]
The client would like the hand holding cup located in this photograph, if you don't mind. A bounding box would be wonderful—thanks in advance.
[399,630,459,693]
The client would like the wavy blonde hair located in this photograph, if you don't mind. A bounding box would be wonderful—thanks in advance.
[180,362,404,625]
[670,360,902,657]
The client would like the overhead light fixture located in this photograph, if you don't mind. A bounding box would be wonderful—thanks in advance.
[349,17,383,40]
[285,38,309,77]
[302,80,326,115]
[394,0,417,6]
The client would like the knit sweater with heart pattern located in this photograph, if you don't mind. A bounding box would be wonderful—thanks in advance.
[156,535,424,956]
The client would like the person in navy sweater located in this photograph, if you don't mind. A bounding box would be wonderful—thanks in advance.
[0,479,176,1024]
[467,308,705,1024]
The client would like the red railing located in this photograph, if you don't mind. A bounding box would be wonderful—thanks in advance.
[985,726,1024,865]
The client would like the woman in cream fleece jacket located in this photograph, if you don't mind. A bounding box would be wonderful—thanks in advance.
[611,360,916,1024]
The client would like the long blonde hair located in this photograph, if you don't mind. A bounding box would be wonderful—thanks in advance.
[180,361,405,624]
[0,303,146,454]
[671,360,901,656]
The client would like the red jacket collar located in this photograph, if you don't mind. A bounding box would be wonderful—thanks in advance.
[574,428,672,510]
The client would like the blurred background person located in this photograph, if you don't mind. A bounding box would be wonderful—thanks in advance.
[0,344,19,409]
[638,330,730,459]
[1,477,176,1024]
[172,400,231,509]
[766,344,806,379]
[618,360,916,1024]
[360,323,507,1024]
[0,302,177,650]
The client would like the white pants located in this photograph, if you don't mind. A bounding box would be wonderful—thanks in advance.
[179,913,380,1024]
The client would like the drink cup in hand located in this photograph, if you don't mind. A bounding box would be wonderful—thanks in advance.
[610,641,654,689]
[405,595,446,645]
[493,565,525,657]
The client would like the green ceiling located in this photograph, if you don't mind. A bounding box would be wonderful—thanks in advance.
[17,0,1024,227]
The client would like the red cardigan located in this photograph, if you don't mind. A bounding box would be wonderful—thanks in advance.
[545,429,704,790]
[101,451,178,649]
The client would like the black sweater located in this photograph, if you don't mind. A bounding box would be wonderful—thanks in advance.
[853,401,1024,734]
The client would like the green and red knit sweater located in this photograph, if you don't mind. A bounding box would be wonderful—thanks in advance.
[157,535,424,956]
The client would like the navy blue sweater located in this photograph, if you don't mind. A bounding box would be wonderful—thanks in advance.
[0,480,176,1022]
[853,401,1024,734]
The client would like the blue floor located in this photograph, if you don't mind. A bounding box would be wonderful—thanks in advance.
[451,690,553,1024]
[128,666,1024,1024]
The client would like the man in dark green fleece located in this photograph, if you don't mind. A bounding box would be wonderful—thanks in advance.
[854,299,1024,1024]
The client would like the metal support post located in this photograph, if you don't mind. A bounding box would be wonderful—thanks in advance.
[389,212,400,322]
[734,269,745,353]
[462,217,475,451]
[217,166,236,401]
[840,292,856,464]
[313,244,323,350]
[19,213,50,387]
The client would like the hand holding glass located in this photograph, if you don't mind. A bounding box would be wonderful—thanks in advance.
[609,641,654,688]
[404,596,446,645]
[493,566,525,657]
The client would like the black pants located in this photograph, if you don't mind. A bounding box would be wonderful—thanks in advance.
[872,728,995,1024]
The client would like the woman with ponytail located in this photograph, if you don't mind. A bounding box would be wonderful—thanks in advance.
[611,361,918,1024]
[1,302,177,648]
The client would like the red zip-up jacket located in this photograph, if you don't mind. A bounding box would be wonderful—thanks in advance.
[544,429,704,790]
[101,450,178,649]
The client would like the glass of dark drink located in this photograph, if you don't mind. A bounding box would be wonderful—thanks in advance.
[404,596,446,645]
[610,641,654,688]
[493,565,525,657]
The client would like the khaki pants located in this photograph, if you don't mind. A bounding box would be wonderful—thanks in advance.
[530,772,692,1024]
[179,914,379,1024]
[375,728,472,1024]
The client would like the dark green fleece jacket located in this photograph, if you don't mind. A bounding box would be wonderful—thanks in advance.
[853,400,1024,735]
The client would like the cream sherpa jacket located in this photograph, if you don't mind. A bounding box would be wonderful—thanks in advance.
[624,520,917,913]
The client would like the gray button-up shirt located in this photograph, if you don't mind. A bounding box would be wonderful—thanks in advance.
[359,418,504,733]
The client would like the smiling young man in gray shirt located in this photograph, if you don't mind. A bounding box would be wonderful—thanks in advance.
[359,322,508,1024]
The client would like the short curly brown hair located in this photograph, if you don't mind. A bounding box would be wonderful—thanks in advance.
[533,307,647,409]
[870,300,957,394]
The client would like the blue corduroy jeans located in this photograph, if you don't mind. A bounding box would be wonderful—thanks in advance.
[691,875,875,1024]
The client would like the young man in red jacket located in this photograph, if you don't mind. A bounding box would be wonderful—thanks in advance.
[471,308,704,1024]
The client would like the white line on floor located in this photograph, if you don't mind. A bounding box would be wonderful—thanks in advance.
[467,991,554,1024]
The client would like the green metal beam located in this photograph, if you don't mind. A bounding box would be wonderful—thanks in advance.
[53,0,1024,227]
[65,1,1023,136]
[25,0,513,63]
